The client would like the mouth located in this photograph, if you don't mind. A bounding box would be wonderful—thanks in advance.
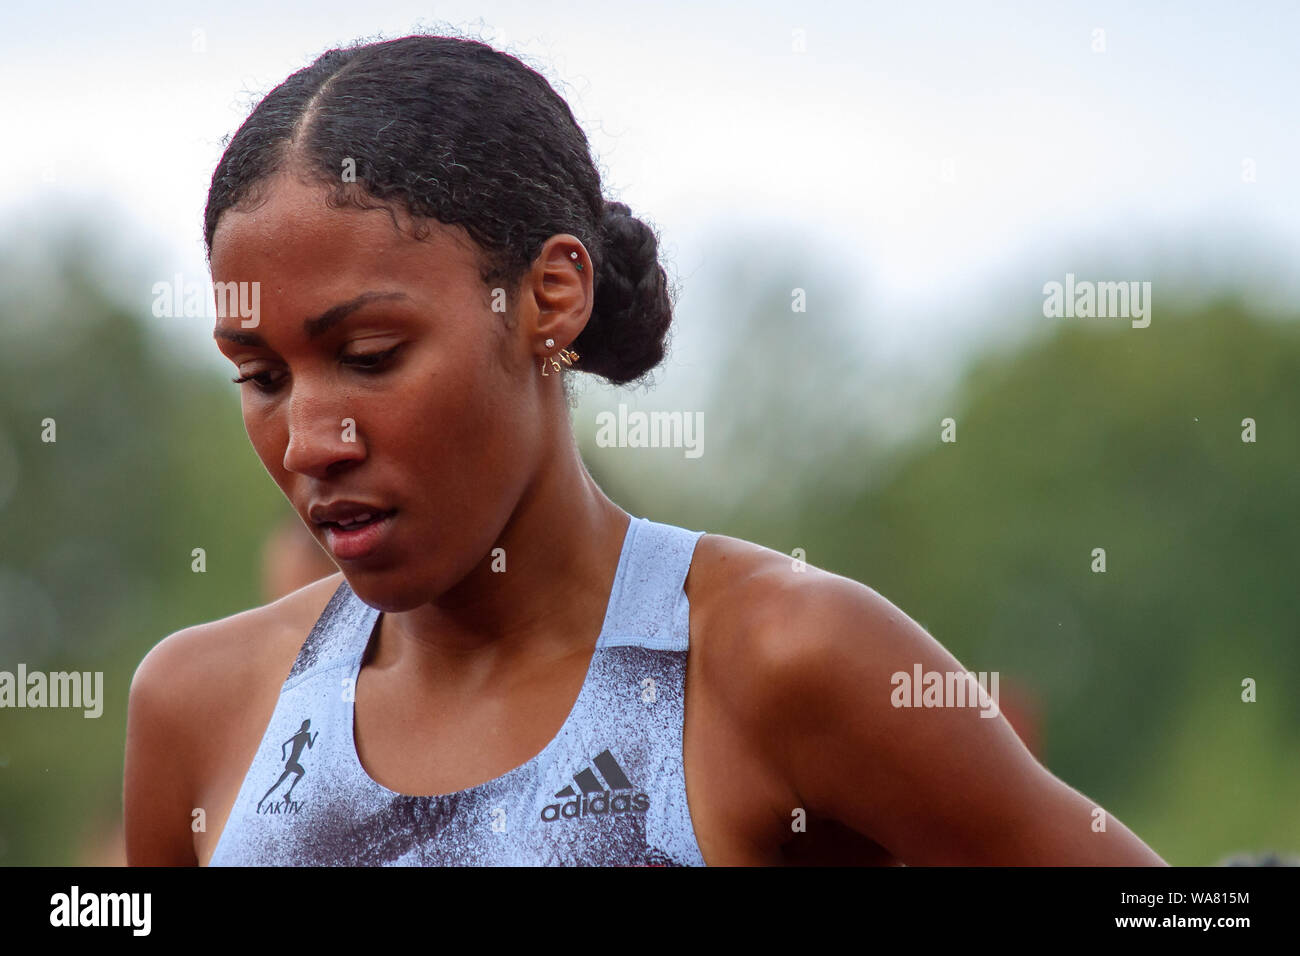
[318,509,398,561]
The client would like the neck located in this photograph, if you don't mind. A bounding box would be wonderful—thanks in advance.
[374,422,630,680]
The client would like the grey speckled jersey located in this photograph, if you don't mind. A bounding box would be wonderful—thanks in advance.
[208,515,708,866]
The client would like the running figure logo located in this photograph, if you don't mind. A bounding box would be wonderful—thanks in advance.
[258,718,318,811]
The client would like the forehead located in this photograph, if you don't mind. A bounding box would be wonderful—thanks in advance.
[209,171,482,292]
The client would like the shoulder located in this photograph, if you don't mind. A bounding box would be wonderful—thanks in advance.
[684,531,1166,865]
[129,571,346,708]
[685,532,908,732]
[688,529,1013,759]
[687,531,905,684]
[124,573,344,863]
[683,533,980,815]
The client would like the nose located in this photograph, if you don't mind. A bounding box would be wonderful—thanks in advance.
[281,385,366,478]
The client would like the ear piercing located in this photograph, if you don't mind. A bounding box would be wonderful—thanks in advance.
[539,253,584,375]
[541,340,580,376]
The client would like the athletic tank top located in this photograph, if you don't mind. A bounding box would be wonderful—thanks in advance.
[209,514,708,866]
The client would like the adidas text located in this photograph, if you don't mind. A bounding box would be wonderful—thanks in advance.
[541,790,650,822]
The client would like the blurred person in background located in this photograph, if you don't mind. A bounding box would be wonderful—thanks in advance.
[261,511,338,603]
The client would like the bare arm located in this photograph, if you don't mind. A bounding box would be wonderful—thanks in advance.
[124,632,201,866]
[760,574,1167,865]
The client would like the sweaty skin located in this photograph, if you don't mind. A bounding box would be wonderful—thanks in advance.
[123,172,1167,866]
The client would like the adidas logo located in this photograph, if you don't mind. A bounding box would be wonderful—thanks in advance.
[541,748,650,822]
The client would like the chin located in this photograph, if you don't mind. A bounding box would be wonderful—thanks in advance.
[338,567,442,613]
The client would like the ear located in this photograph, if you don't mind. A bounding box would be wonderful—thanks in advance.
[523,234,593,360]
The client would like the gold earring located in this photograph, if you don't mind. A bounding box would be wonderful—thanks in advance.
[540,345,580,376]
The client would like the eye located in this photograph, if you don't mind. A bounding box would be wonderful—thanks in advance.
[342,343,403,372]
[230,344,403,393]
[231,369,286,393]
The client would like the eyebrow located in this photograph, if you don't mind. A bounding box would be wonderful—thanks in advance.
[213,291,411,345]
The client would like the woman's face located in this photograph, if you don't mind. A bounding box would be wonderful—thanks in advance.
[210,172,550,612]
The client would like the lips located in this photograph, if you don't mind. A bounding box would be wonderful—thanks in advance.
[319,510,393,530]
[309,500,395,527]
[319,510,397,561]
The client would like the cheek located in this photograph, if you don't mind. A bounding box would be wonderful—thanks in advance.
[398,379,510,462]
[395,361,536,490]
[241,401,287,476]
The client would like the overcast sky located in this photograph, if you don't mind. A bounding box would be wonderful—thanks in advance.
[3,0,1297,390]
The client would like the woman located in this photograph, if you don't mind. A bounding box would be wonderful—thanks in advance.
[123,34,1166,866]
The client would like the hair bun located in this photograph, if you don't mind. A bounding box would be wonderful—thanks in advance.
[576,199,673,385]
